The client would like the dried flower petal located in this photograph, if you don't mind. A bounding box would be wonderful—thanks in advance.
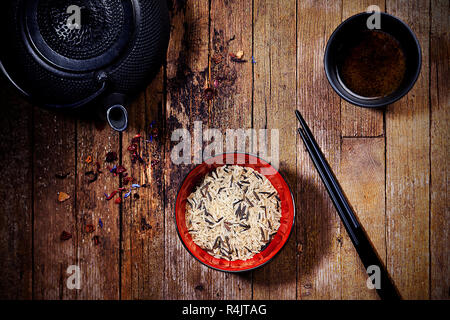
[105,190,118,200]
[85,224,95,233]
[123,176,135,185]
[93,235,100,245]
[123,189,132,199]
[58,192,70,202]
[235,50,244,59]
[131,134,142,144]
[127,144,138,152]
[115,197,122,204]
[85,156,92,164]
[98,218,103,229]
[116,165,127,174]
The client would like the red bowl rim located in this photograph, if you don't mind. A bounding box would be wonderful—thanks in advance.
[174,152,296,273]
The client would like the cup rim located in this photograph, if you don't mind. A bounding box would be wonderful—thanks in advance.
[174,152,296,273]
[324,12,422,108]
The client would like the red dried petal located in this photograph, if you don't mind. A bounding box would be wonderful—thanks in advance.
[123,177,135,185]
[105,190,118,200]
[127,143,138,152]
[85,224,95,233]
[116,165,127,174]
[93,235,100,245]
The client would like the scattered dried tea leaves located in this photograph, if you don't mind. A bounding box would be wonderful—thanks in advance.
[151,159,160,168]
[92,235,100,245]
[123,176,135,185]
[105,152,118,163]
[203,87,215,101]
[141,218,152,231]
[149,121,159,141]
[58,192,71,202]
[85,170,98,184]
[60,231,72,241]
[85,224,95,233]
[55,172,70,179]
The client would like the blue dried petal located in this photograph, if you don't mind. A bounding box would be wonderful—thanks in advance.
[132,184,141,188]
[99,218,103,229]
[124,189,132,199]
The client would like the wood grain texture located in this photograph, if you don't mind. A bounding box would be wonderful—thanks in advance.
[252,0,297,300]
[210,0,253,300]
[296,0,343,300]
[0,0,448,301]
[164,0,213,299]
[430,0,449,300]
[121,69,165,300]
[339,138,385,299]
[340,0,385,137]
[0,81,33,299]
[385,0,430,300]
[75,119,120,299]
[33,109,77,300]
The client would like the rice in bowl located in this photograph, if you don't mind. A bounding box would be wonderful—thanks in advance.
[185,165,281,261]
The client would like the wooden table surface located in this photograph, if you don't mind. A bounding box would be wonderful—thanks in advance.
[0,0,448,300]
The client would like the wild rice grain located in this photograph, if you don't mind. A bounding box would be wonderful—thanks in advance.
[186,165,281,261]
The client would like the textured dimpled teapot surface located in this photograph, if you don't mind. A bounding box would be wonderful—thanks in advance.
[37,0,125,60]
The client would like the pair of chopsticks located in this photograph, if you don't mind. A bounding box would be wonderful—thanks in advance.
[295,110,401,300]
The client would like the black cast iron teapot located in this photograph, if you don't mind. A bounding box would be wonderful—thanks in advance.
[0,0,170,131]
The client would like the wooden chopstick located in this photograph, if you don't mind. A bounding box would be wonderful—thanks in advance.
[295,110,401,300]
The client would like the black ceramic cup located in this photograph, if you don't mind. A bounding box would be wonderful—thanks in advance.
[324,12,421,108]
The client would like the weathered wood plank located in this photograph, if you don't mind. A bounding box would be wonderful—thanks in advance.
[296,0,343,300]
[385,0,430,300]
[341,0,385,137]
[75,118,120,299]
[121,69,165,299]
[33,109,77,300]
[210,0,253,300]
[0,80,33,299]
[164,0,212,299]
[339,138,385,299]
[430,0,449,300]
[252,0,297,300]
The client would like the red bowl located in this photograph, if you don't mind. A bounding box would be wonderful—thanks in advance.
[175,153,295,272]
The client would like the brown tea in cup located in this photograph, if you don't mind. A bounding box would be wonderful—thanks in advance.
[337,30,406,99]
